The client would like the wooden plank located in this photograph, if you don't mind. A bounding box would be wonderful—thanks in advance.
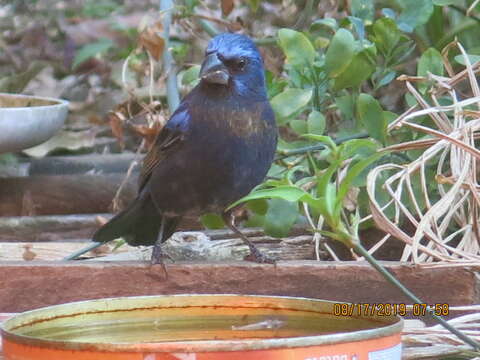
[0,213,109,242]
[0,234,314,261]
[0,242,126,261]
[0,174,136,216]
[0,261,477,314]
[0,216,289,243]
[28,154,138,176]
[0,214,297,242]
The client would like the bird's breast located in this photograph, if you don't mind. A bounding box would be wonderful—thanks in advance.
[148,98,277,216]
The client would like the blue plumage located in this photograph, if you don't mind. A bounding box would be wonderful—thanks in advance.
[93,33,278,263]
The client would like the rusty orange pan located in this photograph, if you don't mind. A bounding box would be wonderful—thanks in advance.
[1,294,403,359]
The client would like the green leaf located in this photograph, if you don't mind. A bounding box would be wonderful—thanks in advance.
[264,199,299,237]
[310,18,338,33]
[389,39,416,66]
[339,139,379,160]
[325,29,356,78]
[229,185,309,209]
[336,94,356,121]
[290,119,308,135]
[307,111,326,135]
[351,0,374,22]
[247,0,260,12]
[417,47,443,93]
[381,8,396,18]
[302,134,337,151]
[83,0,119,18]
[244,213,265,227]
[286,165,308,183]
[356,93,387,144]
[336,151,384,211]
[278,29,316,66]
[270,88,313,123]
[247,198,269,215]
[266,71,288,98]
[200,213,225,229]
[324,182,338,223]
[383,111,397,125]
[333,49,375,90]
[348,16,366,40]
[181,65,200,85]
[418,47,444,77]
[454,54,480,66]
[317,160,342,198]
[73,38,113,68]
[376,70,396,89]
[372,17,400,56]
[432,0,462,5]
[398,0,434,32]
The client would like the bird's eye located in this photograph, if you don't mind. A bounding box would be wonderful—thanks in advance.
[236,58,247,71]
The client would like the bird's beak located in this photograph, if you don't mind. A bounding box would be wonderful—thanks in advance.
[200,53,230,85]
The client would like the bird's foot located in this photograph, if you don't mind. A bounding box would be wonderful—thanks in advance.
[150,243,172,278]
[222,210,277,264]
[244,245,277,264]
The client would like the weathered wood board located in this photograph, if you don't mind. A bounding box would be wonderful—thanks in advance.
[0,261,477,314]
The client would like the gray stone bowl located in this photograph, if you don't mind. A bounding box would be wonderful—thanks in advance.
[0,93,69,153]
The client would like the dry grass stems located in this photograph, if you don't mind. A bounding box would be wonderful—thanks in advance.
[402,305,480,359]
[366,42,480,267]
[364,42,480,357]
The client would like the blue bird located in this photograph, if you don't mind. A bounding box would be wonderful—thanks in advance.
[93,33,278,263]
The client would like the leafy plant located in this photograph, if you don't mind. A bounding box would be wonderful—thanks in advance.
[73,38,114,69]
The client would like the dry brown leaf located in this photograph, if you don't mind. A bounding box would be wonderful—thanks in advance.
[95,215,109,226]
[343,187,359,212]
[107,111,126,149]
[129,121,161,149]
[221,0,235,16]
[22,244,36,261]
[139,21,165,61]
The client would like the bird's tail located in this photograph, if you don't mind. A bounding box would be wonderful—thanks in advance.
[93,192,180,246]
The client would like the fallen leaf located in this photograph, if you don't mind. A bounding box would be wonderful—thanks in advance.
[22,244,37,261]
[96,215,109,226]
[23,129,97,158]
[139,21,165,61]
[129,121,161,148]
[221,0,235,16]
[107,111,126,149]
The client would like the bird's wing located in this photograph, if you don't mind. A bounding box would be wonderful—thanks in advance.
[139,106,190,190]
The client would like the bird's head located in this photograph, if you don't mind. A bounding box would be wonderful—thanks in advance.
[199,33,267,99]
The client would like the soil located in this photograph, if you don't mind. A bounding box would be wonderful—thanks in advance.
[0,94,58,108]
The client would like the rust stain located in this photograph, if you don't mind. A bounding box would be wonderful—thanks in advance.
[8,303,387,333]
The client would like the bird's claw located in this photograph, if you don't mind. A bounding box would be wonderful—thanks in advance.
[245,246,277,264]
[150,244,172,278]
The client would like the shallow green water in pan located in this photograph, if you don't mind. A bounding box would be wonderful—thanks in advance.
[18,309,384,343]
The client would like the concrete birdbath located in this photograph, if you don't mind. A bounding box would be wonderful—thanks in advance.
[0,93,68,153]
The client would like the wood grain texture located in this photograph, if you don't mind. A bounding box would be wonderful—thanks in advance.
[0,261,477,314]
[0,174,136,216]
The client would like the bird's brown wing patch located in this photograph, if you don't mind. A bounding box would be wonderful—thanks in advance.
[139,128,183,190]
